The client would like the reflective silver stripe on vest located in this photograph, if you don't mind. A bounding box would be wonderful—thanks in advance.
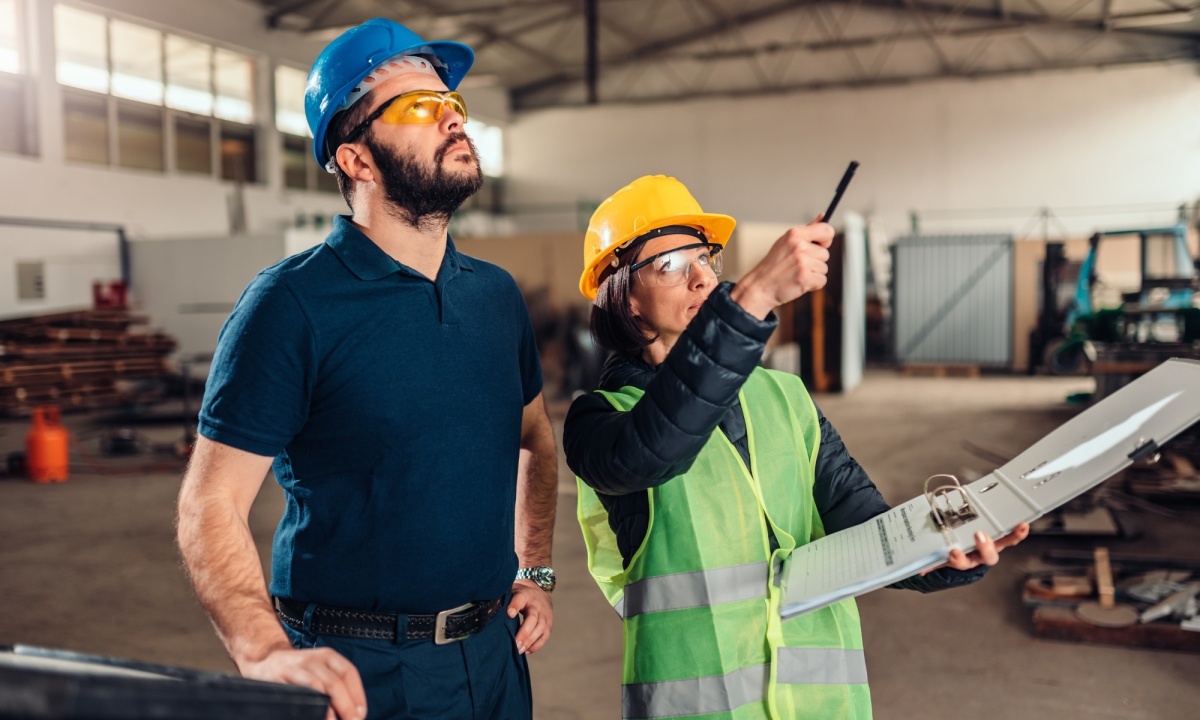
[623,664,768,719]
[623,649,867,718]
[776,647,869,685]
[621,562,768,619]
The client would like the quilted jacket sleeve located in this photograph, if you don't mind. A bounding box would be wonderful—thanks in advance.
[564,282,776,496]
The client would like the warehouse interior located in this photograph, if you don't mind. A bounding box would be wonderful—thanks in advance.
[2,0,1200,718]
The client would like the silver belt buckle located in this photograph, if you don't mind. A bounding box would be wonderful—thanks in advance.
[434,602,475,645]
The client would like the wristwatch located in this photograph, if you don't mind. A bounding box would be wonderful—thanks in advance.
[516,566,556,592]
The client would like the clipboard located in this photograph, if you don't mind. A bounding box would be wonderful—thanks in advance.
[780,358,1200,619]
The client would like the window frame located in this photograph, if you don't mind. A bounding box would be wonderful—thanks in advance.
[0,0,27,76]
[0,69,37,157]
[53,2,262,183]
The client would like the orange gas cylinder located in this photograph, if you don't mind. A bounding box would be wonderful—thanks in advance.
[26,405,70,483]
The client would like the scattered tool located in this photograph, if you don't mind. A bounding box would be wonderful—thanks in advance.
[1075,547,1139,628]
[1139,582,1200,624]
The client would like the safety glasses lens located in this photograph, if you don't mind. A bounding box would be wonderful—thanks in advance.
[636,246,722,287]
[378,92,468,126]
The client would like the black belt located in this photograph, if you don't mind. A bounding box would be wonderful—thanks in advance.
[275,596,505,645]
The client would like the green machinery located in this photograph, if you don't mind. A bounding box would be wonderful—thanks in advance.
[1035,223,1200,375]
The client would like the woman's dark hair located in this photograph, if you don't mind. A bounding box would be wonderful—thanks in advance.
[590,262,657,355]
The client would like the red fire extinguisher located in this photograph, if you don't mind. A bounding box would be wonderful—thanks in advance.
[27,405,70,483]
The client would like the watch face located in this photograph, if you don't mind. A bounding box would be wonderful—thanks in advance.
[525,566,555,591]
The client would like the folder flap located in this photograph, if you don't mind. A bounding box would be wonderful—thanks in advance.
[781,359,1200,619]
[968,358,1200,532]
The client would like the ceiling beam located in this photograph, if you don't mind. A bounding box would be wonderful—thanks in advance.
[586,0,599,104]
[826,0,1200,38]
[466,7,577,52]
[434,0,568,17]
[511,0,805,98]
[515,46,1199,109]
[264,0,333,29]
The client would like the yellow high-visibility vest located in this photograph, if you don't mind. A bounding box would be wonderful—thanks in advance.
[578,368,873,720]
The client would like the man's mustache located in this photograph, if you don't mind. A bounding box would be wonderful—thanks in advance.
[435,132,476,164]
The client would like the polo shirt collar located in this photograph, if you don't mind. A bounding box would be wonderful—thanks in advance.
[326,214,475,281]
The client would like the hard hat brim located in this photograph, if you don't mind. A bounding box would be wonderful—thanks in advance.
[579,211,736,301]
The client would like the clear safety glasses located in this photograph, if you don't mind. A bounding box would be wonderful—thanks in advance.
[629,243,723,289]
[344,90,469,144]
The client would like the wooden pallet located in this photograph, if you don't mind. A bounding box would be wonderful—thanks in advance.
[0,309,177,416]
[900,363,981,378]
[1032,605,1200,652]
[0,358,167,387]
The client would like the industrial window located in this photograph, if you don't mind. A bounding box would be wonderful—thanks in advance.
[466,118,504,178]
[275,65,308,137]
[62,89,109,165]
[279,132,340,194]
[166,35,213,115]
[220,124,256,183]
[53,5,259,181]
[111,20,163,105]
[117,102,164,171]
[0,72,37,160]
[215,49,255,124]
[174,116,212,174]
[54,5,109,93]
[277,66,336,193]
[315,165,339,193]
[0,0,33,158]
[282,133,308,190]
[1,0,21,74]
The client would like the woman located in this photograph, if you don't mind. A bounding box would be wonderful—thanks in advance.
[565,175,1028,720]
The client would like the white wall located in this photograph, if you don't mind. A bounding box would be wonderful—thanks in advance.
[507,62,1200,239]
[0,224,122,318]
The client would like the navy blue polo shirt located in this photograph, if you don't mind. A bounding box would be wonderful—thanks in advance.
[198,215,543,614]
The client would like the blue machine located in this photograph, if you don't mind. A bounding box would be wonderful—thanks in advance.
[1047,223,1199,374]
[1067,223,1195,328]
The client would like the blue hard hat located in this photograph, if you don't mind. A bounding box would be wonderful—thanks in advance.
[305,18,474,168]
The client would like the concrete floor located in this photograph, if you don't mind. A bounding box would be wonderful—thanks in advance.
[2,370,1199,719]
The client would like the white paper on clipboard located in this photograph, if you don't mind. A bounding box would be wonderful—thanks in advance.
[780,358,1200,619]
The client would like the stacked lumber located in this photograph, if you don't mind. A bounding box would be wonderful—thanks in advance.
[0,309,176,416]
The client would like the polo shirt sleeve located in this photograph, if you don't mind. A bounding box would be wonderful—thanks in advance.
[514,283,544,405]
[198,271,316,457]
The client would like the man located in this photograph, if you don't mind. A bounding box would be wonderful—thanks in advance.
[176,18,558,720]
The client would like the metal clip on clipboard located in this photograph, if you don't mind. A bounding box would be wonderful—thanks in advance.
[924,474,978,533]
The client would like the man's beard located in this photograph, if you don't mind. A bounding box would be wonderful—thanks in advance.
[366,131,484,230]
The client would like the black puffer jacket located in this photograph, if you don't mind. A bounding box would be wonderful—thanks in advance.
[564,281,986,593]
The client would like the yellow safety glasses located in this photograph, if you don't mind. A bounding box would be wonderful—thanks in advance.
[344,90,468,144]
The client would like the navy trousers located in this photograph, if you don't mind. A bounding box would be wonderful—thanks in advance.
[281,601,532,720]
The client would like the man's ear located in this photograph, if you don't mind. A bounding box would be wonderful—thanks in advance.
[335,143,374,184]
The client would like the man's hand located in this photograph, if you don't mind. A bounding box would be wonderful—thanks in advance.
[730,217,834,320]
[507,579,553,655]
[239,645,367,720]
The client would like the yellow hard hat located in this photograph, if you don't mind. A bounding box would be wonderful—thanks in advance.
[579,175,736,301]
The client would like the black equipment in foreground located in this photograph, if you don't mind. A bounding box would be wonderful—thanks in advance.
[0,645,328,720]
